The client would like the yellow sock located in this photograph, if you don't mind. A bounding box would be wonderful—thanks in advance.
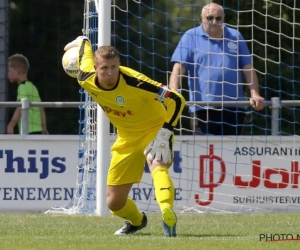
[111,197,143,226]
[151,166,174,211]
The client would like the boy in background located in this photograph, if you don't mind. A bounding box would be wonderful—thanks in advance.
[7,54,48,134]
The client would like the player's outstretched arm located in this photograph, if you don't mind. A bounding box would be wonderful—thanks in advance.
[64,36,89,51]
[64,36,94,74]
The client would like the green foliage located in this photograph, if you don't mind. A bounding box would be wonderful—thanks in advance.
[214,0,300,135]
[8,0,300,134]
[8,0,84,134]
[112,0,300,135]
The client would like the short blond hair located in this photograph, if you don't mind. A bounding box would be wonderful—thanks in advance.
[94,46,120,65]
[8,54,30,73]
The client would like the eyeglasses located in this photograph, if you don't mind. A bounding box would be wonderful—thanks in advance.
[206,16,223,22]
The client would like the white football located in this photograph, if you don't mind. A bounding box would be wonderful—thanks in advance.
[62,46,79,78]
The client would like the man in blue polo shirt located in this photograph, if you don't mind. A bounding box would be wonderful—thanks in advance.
[169,2,265,135]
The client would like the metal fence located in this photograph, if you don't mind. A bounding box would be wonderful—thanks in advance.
[1,97,296,135]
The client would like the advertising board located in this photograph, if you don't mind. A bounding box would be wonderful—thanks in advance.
[1,135,299,213]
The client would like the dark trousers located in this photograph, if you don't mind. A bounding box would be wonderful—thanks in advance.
[190,108,246,135]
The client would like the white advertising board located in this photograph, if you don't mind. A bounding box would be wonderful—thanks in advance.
[132,136,300,213]
[0,135,299,213]
[0,136,78,211]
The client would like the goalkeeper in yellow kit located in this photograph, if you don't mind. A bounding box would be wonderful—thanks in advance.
[65,36,185,237]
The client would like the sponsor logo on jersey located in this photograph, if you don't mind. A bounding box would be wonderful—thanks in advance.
[100,105,133,117]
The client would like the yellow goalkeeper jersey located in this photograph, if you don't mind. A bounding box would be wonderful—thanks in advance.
[77,40,185,136]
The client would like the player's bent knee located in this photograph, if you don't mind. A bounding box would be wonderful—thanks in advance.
[107,196,127,211]
[106,184,133,211]
[107,189,128,211]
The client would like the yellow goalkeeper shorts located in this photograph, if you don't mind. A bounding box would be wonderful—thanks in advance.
[107,127,174,186]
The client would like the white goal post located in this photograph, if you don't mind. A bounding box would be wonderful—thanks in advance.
[95,0,110,216]
[46,0,111,216]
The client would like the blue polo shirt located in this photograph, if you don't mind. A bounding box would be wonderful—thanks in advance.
[171,24,252,112]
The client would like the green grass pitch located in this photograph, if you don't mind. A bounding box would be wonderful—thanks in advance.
[0,213,300,250]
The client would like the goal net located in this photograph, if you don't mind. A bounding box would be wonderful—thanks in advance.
[47,0,300,215]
